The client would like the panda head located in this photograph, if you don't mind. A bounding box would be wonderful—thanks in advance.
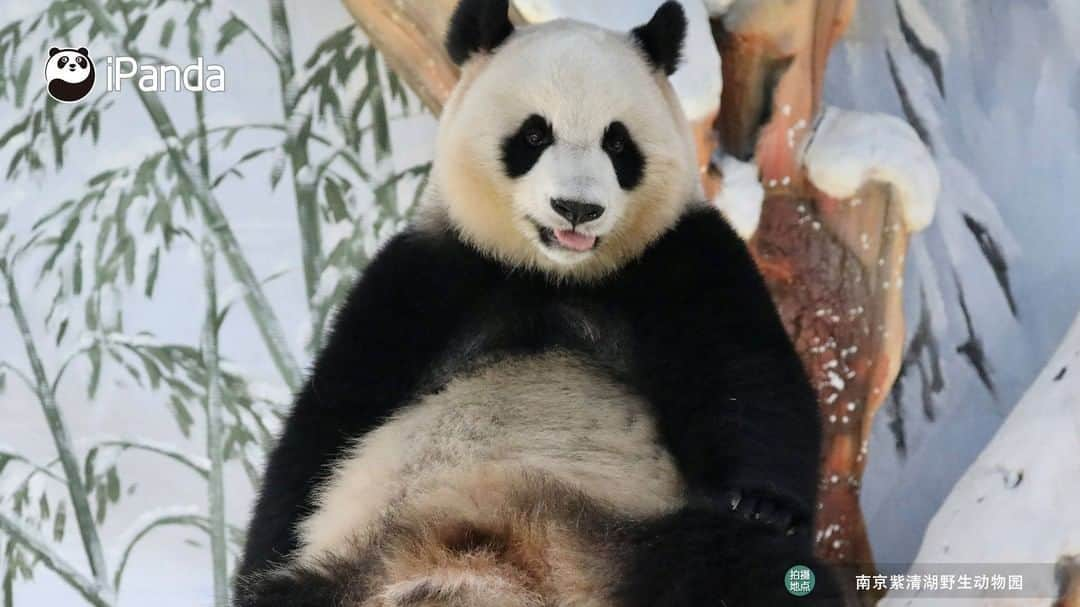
[433,0,700,281]
[45,47,95,103]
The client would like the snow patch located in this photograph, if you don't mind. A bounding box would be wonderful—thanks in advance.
[880,312,1080,605]
[512,0,722,121]
[710,155,764,239]
[701,0,736,16]
[803,106,940,231]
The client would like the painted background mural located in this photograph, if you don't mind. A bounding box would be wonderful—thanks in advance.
[0,0,1077,605]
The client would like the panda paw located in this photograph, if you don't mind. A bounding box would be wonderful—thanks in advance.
[722,487,807,536]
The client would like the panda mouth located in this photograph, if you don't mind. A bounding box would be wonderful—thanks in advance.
[534,223,599,253]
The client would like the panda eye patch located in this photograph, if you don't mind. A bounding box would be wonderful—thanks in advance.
[500,114,554,178]
[76,56,87,68]
[58,57,68,68]
[603,121,645,190]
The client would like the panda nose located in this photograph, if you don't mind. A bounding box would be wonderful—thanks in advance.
[551,198,604,225]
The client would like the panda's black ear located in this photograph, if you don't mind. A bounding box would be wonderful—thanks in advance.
[445,0,515,66]
[631,1,687,76]
[77,47,89,56]
[49,47,60,57]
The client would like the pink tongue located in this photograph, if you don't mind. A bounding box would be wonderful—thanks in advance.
[554,229,597,252]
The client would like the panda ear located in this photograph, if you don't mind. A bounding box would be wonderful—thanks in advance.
[631,1,687,76]
[77,47,89,56]
[445,0,515,66]
[49,47,60,57]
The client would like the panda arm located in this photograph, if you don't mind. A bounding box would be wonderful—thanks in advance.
[620,206,822,527]
[614,504,841,606]
[237,229,490,579]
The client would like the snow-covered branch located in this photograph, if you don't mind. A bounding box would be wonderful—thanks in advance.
[108,506,203,592]
[803,106,940,232]
[0,512,111,607]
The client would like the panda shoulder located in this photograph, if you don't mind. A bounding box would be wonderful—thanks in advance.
[650,203,746,259]
[328,217,490,331]
[367,218,481,277]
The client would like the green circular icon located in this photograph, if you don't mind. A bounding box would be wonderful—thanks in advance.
[785,564,816,596]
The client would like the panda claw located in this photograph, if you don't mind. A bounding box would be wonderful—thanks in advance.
[721,488,803,536]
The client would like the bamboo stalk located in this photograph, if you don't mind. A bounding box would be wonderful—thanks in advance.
[268,0,325,354]
[201,239,229,607]
[1,262,113,603]
[74,0,304,393]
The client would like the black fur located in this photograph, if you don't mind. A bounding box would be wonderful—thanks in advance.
[615,503,842,606]
[602,121,646,190]
[238,206,828,603]
[445,0,515,65]
[500,113,554,178]
[616,209,821,528]
[630,1,688,76]
[237,229,500,578]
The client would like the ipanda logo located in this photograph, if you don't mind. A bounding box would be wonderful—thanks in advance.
[45,47,225,103]
[44,47,95,103]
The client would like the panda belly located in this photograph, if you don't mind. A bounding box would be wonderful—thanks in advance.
[298,350,685,563]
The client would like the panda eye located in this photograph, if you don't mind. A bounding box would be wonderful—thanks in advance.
[58,57,68,68]
[525,129,547,147]
[604,136,626,155]
[76,57,87,68]
[603,121,633,157]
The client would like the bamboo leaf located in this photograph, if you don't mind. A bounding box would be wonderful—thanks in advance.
[55,318,68,346]
[125,15,148,44]
[168,396,194,437]
[269,151,285,190]
[95,486,106,523]
[87,343,101,398]
[323,179,348,222]
[12,57,30,107]
[84,448,98,492]
[216,16,245,54]
[72,242,82,294]
[144,248,159,297]
[136,351,161,389]
[159,18,176,48]
[6,148,25,179]
[106,467,120,503]
[52,501,66,542]
[123,238,135,285]
[0,117,28,149]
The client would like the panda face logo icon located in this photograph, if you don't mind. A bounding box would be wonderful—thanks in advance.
[45,47,95,103]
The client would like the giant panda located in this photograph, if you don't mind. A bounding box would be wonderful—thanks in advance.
[235,0,838,605]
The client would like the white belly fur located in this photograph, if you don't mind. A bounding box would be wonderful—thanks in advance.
[298,350,685,562]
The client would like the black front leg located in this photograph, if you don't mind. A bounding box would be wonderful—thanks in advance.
[619,207,822,531]
[234,564,348,607]
[237,229,494,580]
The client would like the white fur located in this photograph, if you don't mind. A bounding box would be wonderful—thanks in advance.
[299,352,685,562]
[511,0,723,123]
[429,19,701,281]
